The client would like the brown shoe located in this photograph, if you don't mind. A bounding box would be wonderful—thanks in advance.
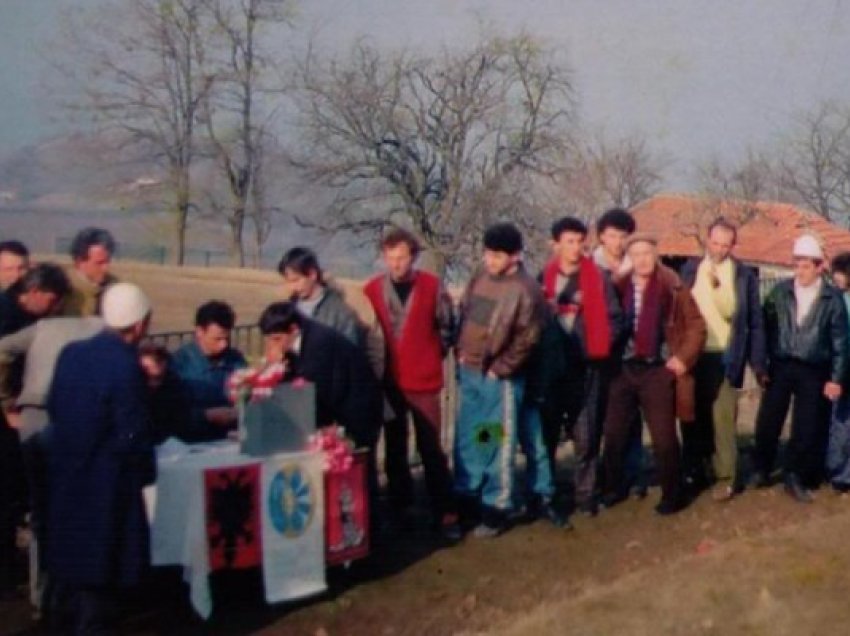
[712,483,734,502]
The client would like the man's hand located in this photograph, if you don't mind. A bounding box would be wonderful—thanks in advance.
[3,409,20,430]
[665,356,687,377]
[486,370,499,381]
[756,372,770,389]
[824,381,843,401]
[205,406,238,427]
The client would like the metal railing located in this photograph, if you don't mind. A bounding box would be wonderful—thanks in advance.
[55,237,229,267]
[148,324,263,359]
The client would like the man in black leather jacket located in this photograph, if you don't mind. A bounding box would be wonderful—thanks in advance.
[752,234,848,502]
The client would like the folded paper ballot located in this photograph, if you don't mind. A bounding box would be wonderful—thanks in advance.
[240,382,317,456]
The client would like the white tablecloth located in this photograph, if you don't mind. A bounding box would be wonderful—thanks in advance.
[146,440,325,619]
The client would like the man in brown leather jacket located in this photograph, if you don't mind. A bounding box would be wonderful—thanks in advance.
[602,233,706,515]
[454,222,542,537]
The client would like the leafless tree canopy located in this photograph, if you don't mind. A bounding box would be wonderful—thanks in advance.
[542,131,664,226]
[58,0,213,264]
[778,101,850,225]
[291,33,577,272]
[197,0,294,266]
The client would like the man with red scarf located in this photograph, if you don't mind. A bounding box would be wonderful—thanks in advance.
[538,217,623,516]
[602,233,706,515]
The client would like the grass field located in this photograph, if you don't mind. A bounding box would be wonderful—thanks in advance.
[39,258,377,335]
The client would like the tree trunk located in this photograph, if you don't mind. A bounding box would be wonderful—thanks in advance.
[229,207,246,267]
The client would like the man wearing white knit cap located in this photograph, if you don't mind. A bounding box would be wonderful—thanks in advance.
[752,234,848,503]
[45,282,154,633]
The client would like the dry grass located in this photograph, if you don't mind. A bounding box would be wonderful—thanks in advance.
[35,257,376,334]
[490,505,850,636]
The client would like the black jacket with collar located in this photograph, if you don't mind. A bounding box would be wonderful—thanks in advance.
[760,277,848,383]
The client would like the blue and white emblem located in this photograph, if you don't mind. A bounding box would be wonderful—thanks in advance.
[267,464,316,538]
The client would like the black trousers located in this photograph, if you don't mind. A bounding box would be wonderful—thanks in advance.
[753,359,831,487]
[51,584,119,635]
[541,361,603,505]
[383,385,454,518]
[0,422,24,592]
[680,353,725,479]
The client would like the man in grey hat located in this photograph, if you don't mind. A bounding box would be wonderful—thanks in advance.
[602,233,706,515]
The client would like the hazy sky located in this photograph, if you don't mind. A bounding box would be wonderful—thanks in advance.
[3,0,850,188]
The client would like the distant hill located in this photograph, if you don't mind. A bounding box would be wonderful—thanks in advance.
[0,130,375,274]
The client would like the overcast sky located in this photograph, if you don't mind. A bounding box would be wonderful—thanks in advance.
[2,0,850,188]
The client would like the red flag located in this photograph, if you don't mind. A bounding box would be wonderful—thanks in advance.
[324,451,370,566]
[204,463,262,571]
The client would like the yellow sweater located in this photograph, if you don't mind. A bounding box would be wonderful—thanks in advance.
[692,257,736,352]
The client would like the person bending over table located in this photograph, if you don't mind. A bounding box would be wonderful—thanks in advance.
[258,301,383,513]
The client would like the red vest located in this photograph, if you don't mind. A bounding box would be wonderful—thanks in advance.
[364,271,444,392]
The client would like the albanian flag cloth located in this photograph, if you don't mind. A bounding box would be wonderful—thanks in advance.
[325,450,370,566]
[261,451,326,604]
[204,463,263,571]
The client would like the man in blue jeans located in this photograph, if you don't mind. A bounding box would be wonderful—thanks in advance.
[454,223,541,538]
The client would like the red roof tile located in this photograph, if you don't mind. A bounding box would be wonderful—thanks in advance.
[630,193,850,268]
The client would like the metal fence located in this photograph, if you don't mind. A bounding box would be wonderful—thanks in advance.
[55,237,229,267]
[148,324,263,359]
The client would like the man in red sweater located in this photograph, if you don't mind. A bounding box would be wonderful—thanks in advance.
[364,229,459,539]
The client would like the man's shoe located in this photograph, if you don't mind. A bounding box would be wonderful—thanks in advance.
[600,491,627,510]
[577,500,598,517]
[654,498,686,516]
[784,474,814,504]
[541,501,573,530]
[750,471,772,489]
[435,513,463,542]
[711,483,735,502]
[683,470,710,496]
[471,522,504,539]
[630,484,648,500]
[832,482,850,494]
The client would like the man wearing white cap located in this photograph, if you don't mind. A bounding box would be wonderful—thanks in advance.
[752,234,848,503]
[45,283,154,633]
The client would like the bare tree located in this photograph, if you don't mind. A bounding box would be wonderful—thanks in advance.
[695,149,777,224]
[665,149,781,247]
[778,101,850,224]
[538,131,665,226]
[57,0,212,264]
[291,32,576,273]
[197,0,293,266]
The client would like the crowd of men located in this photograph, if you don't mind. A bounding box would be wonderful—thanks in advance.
[1,209,849,632]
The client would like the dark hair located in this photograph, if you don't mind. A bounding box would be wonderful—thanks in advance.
[138,342,171,363]
[483,222,523,255]
[195,300,236,330]
[381,228,420,257]
[16,263,70,298]
[259,301,303,335]
[550,216,588,241]
[596,208,636,235]
[707,217,738,243]
[69,227,116,262]
[0,240,29,259]
[832,251,850,278]
[278,246,323,282]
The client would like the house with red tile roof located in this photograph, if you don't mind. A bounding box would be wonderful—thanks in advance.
[630,193,850,272]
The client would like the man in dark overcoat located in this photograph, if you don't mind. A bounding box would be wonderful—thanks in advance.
[46,282,154,633]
